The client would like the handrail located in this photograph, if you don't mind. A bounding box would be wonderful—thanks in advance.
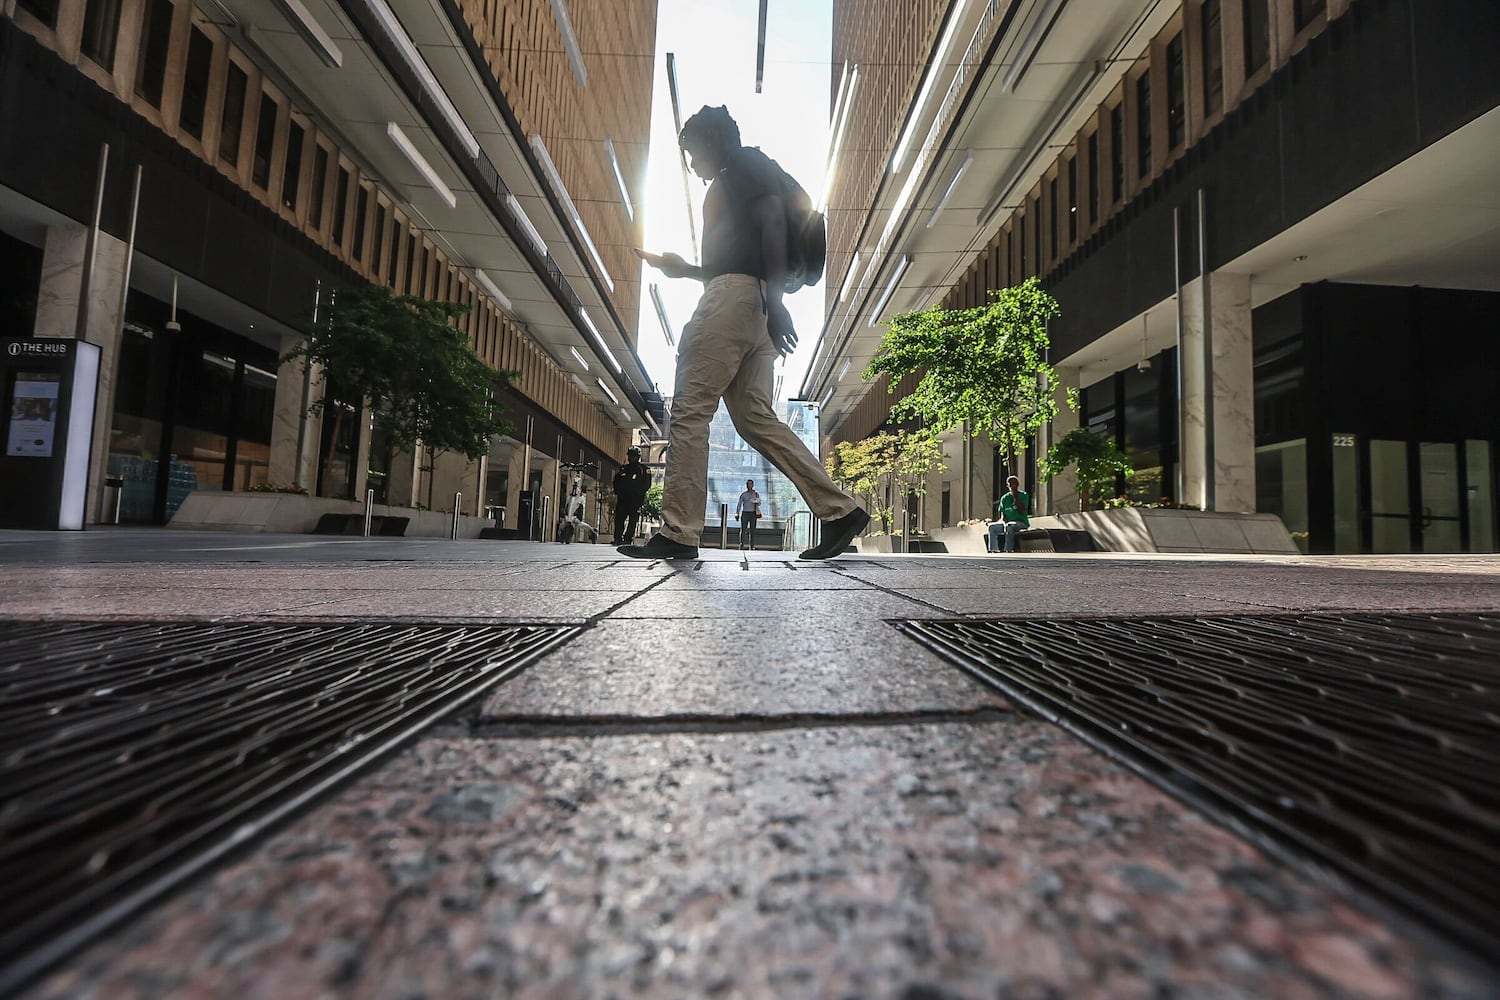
[782,510,813,551]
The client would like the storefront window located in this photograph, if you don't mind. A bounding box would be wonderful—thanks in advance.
[1467,441,1496,552]
[1256,439,1308,548]
[1331,433,1359,552]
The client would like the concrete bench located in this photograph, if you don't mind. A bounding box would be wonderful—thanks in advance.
[1016,527,1096,553]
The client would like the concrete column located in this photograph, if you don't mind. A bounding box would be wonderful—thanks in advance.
[505,446,525,533]
[268,335,322,489]
[1180,270,1255,512]
[351,403,372,500]
[970,430,997,521]
[33,223,128,523]
[537,448,560,541]
[1044,367,1081,514]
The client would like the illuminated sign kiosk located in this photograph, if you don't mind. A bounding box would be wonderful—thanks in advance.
[1,338,101,530]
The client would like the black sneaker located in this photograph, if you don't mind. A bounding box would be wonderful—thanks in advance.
[798,507,871,560]
[618,532,699,560]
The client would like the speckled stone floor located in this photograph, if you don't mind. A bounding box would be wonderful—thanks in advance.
[3,529,1498,999]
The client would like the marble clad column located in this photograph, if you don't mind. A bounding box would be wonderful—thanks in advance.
[33,224,127,522]
[351,403,372,500]
[1044,368,1081,514]
[537,448,560,540]
[1181,271,1255,512]
[505,445,525,533]
[268,336,322,489]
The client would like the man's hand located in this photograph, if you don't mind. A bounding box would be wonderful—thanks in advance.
[633,248,694,280]
[767,299,798,358]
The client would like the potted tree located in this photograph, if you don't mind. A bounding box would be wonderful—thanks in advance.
[1038,428,1133,512]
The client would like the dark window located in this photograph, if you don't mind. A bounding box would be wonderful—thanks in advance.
[1005,228,1013,284]
[405,232,417,290]
[1110,106,1124,203]
[17,0,60,29]
[134,0,175,109]
[281,120,304,211]
[178,26,213,140]
[219,63,247,165]
[308,146,329,230]
[331,166,350,247]
[1067,157,1077,243]
[1018,215,1027,278]
[1293,0,1325,31]
[1136,73,1152,180]
[372,204,387,274]
[1087,132,1099,224]
[251,93,277,190]
[1166,34,1185,148]
[352,187,369,263]
[387,220,401,284]
[1030,195,1040,271]
[1243,0,1270,74]
[418,246,430,294]
[80,0,123,70]
[1202,0,1224,117]
[1047,177,1058,262]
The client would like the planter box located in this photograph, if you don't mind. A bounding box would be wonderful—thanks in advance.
[168,491,493,539]
[1056,508,1298,554]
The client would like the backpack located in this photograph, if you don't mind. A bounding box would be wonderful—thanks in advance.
[738,148,826,294]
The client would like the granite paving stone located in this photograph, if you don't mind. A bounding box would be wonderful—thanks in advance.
[31,722,1490,1000]
[482,618,1008,718]
[614,587,951,620]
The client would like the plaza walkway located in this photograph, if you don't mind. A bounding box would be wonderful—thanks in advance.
[1,529,1497,999]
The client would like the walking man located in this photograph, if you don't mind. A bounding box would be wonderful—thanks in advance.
[612,447,650,544]
[737,479,761,550]
[623,105,868,560]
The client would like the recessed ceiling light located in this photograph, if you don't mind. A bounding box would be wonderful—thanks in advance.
[1293,255,1308,262]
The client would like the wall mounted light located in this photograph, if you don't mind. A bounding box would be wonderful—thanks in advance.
[604,139,634,221]
[387,122,456,209]
[549,0,588,87]
[471,267,512,312]
[568,345,590,371]
[270,0,342,68]
[360,0,479,159]
[532,135,614,292]
[596,377,619,405]
[867,255,912,327]
[926,148,973,228]
[891,0,974,173]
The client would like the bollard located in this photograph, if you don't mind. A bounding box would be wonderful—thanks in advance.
[541,495,551,542]
[450,492,462,539]
[101,475,124,525]
[363,489,375,537]
[720,502,730,549]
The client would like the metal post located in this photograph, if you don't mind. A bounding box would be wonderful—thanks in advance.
[363,488,374,536]
[450,492,462,539]
[720,502,730,549]
[540,494,551,542]
[1173,206,1185,505]
[74,143,109,342]
[1197,187,1215,512]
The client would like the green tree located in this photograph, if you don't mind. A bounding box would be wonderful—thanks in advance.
[826,428,945,533]
[1038,427,1134,511]
[866,277,1063,477]
[641,482,663,520]
[284,283,518,499]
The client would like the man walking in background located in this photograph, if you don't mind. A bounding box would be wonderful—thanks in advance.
[612,447,650,544]
[737,479,761,551]
[625,105,868,561]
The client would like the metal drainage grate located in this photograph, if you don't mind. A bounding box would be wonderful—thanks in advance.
[0,619,577,994]
[900,612,1500,968]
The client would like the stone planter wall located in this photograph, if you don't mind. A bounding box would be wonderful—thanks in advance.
[1056,508,1297,554]
[167,491,494,539]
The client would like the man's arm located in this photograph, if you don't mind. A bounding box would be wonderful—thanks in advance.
[751,194,798,358]
[634,247,705,282]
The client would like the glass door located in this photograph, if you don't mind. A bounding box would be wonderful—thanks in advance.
[1367,440,1411,553]
[1417,442,1462,553]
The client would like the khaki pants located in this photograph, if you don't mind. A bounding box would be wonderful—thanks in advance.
[660,275,856,546]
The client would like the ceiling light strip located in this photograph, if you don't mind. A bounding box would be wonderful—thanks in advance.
[1000,0,1068,93]
[867,255,912,327]
[270,0,342,68]
[386,122,457,209]
[926,148,973,228]
[568,345,590,372]
[890,0,974,173]
[360,0,479,159]
[604,140,634,221]
[596,377,619,405]
[505,194,548,256]
[471,268,512,312]
[580,308,623,374]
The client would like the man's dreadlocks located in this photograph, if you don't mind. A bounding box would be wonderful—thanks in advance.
[679,105,741,152]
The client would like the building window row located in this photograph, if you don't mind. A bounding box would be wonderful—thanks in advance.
[6,0,622,457]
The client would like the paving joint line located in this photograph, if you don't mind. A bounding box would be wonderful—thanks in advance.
[828,568,967,615]
[449,705,1015,739]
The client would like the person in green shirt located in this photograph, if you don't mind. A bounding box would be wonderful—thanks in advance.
[987,476,1031,553]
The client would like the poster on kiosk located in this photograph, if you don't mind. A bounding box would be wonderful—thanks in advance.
[1,338,101,530]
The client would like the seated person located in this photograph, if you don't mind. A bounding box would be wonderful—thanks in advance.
[987,476,1031,553]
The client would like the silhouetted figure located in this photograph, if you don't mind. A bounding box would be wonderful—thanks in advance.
[612,447,650,543]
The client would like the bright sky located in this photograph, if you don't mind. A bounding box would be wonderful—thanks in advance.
[633,0,833,402]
